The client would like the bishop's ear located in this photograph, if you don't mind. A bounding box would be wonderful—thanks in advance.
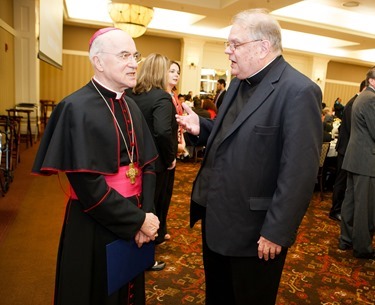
[93,55,105,72]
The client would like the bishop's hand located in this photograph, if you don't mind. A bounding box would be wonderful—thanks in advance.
[135,231,151,248]
[140,212,160,240]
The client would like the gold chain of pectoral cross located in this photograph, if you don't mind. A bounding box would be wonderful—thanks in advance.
[91,79,139,184]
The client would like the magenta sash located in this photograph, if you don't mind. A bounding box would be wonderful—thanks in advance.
[70,164,142,199]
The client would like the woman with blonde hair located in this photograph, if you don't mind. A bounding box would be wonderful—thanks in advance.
[127,53,178,270]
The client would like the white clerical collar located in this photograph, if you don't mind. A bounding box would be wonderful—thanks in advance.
[92,77,124,99]
[246,56,278,79]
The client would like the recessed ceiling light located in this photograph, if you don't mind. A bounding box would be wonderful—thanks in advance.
[342,1,360,7]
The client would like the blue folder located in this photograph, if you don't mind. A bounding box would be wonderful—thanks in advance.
[106,239,155,295]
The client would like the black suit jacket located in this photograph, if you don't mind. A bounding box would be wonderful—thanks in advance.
[127,88,178,172]
[215,89,226,109]
[335,94,357,155]
[190,56,322,257]
[342,87,375,177]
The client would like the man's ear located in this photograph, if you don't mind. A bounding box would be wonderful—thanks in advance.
[259,39,271,58]
[93,55,104,72]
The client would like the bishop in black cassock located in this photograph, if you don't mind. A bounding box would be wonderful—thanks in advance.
[32,27,159,305]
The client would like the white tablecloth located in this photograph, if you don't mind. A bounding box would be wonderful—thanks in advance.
[327,138,338,157]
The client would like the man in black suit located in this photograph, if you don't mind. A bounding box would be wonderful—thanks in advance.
[176,9,322,305]
[213,79,226,109]
[339,68,375,259]
[330,80,366,221]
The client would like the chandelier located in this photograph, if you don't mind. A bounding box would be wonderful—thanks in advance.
[108,2,154,38]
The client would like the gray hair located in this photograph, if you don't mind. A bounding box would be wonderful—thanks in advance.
[232,8,283,54]
[89,36,105,62]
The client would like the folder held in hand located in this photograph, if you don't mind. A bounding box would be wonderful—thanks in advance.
[106,239,155,295]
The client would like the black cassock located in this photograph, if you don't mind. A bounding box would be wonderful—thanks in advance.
[32,80,158,305]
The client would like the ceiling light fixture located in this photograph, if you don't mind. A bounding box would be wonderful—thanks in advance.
[342,1,360,7]
[108,2,154,38]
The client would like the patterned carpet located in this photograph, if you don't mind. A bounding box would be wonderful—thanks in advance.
[145,160,375,305]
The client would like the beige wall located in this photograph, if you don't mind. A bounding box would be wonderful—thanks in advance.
[40,53,93,103]
[1,4,373,114]
[63,25,182,60]
[0,0,13,25]
[327,61,369,82]
[0,0,15,113]
[40,25,182,103]
[324,61,370,108]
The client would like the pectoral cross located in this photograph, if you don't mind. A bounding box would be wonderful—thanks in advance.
[126,162,139,184]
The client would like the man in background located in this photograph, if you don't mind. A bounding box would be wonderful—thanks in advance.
[213,78,226,109]
[339,68,375,259]
[330,80,366,221]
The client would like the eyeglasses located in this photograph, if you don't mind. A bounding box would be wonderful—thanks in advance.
[224,39,262,51]
[100,51,142,63]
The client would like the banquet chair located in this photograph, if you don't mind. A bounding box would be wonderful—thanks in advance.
[317,142,331,201]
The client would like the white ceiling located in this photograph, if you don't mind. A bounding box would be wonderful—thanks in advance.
[64,0,375,66]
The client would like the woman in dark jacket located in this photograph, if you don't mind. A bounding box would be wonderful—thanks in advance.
[127,53,178,271]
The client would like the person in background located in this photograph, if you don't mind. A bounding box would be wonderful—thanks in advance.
[32,28,160,305]
[334,97,344,120]
[322,110,333,142]
[167,61,190,160]
[192,96,211,118]
[330,80,366,222]
[213,78,227,109]
[202,99,218,119]
[126,53,178,271]
[339,68,375,259]
[176,9,322,305]
[184,92,194,108]
[322,107,334,124]
[178,93,186,106]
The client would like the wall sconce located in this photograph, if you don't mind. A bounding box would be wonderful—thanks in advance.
[189,62,197,69]
[187,56,199,70]
[186,55,199,70]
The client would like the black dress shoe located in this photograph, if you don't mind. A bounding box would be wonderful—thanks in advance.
[329,213,342,222]
[147,261,166,271]
[354,252,375,259]
[338,242,352,250]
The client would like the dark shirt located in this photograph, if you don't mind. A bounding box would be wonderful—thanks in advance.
[192,56,281,207]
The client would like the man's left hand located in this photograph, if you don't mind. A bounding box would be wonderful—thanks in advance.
[257,236,282,261]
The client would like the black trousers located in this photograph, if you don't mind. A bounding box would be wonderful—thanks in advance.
[202,220,288,305]
[154,168,175,244]
[340,173,375,256]
[331,153,346,214]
